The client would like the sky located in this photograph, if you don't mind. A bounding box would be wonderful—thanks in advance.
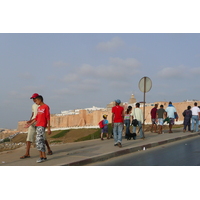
[1,33,200,129]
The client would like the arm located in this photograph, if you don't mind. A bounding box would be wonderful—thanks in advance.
[112,113,114,127]
[47,120,51,135]
[46,106,51,135]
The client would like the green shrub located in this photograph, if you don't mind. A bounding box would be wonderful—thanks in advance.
[3,138,10,142]
[51,130,70,138]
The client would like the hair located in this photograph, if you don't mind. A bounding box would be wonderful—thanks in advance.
[136,103,140,107]
[194,102,198,106]
[35,95,43,102]
[160,105,164,108]
[126,106,132,114]
[103,115,107,119]
[187,106,191,110]
[155,104,158,107]
[169,101,172,105]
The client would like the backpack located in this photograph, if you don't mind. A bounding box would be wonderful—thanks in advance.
[98,120,104,128]
[132,119,138,127]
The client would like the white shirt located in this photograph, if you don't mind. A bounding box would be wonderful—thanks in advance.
[191,106,200,116]
[131,108,143,122]
[31,104,40,119]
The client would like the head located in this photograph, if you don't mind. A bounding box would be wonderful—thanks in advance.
[187,106,191,110]
[136,103,140,108]
[34,95,44,105]
[115,99,121,106]
[194,102,198,106]
[155,104,158,108]
[169,101,172,105]
[127,106,132,114]
[30,93,39,103]
[103,114,108,119]
[160,105,164,109]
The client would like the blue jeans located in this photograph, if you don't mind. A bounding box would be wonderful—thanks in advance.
[124,119,131,136]
[133,121,144,138]
[113,123,123,144]
[192,115,199,132]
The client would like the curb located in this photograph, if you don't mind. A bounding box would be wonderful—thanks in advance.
[60,132,200,166]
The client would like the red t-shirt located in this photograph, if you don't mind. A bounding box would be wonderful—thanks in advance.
[151,107,157,119]
[112,106,124,123]
[35,104,50,127]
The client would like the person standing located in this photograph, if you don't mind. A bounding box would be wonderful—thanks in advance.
[150,104,158,133]
[182,106,192,132]
[124,106,132,138]
[26,95,52,163]
[20,93,53,159]
[165,102,178,133]
[191,102,200,132]
[131,103,145,139]
[156,105,166,134]
[112,99,124,148]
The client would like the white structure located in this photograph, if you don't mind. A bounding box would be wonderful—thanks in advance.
[56,106,105,116]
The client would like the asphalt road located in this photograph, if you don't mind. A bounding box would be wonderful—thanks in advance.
[88,136,200,166]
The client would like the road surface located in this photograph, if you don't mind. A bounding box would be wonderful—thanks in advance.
[88,136,200,166]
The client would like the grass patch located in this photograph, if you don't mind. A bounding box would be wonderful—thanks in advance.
[75,124,113,142]
[51,129,70,138]
[50,140,62,143]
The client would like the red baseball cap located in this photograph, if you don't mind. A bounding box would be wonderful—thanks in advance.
[30,93,39,99]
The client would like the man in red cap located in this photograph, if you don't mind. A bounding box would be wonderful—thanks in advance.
[20,93,53,159]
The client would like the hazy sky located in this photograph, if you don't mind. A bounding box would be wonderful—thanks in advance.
[1,33,200,129]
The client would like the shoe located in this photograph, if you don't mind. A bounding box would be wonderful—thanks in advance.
[114,143,118,146]
[118,142,122,148]
[43,157,47,161]
[36,157,45,163]
[101,138,104,140]
[140,137,145,139]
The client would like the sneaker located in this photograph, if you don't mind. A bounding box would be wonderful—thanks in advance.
[36,158,45,163]
[118,142,122,148]
[43,157,47,161]
[114,143,118,146]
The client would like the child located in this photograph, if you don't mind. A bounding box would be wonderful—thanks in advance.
[26,95,51,163]
[101,114,109,140]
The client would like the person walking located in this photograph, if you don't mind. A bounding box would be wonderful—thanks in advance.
[100,114,109,140]
[156,105,166,134]
[26,95,52,163]
[182,106,192,132]
[112,99,124,148]
[165,102,178,133]
[150,104,158,133]
[191,102,200,132]
[20,93,53,159]
[124,106,132,138]
[131,103,145,139]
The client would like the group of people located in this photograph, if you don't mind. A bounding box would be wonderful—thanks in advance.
[101,99,145,148]
[22,94,200,159]
[20,93,53,163]
[101,100,200,148]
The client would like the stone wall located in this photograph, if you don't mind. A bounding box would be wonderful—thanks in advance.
[17,101,200,132]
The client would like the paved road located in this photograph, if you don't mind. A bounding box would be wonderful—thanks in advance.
[88,136,200,166]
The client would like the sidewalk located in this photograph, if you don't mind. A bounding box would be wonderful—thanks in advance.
[0,128,199,166]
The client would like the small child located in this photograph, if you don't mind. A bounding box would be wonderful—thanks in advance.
[26,95,51,163]
[101,114,109,140]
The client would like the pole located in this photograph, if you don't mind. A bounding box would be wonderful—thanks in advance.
[143,77,146,137]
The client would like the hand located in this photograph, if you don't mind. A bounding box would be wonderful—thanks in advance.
[24,123,30,128]
[47,129,51,135]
